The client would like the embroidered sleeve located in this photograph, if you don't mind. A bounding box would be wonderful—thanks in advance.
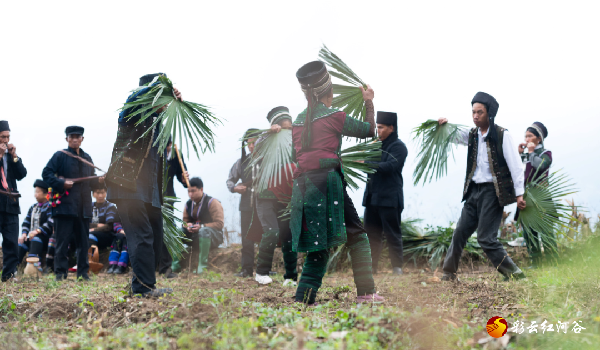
[22,206,33,234]
[342,116,371,138]
[40,206,53,235]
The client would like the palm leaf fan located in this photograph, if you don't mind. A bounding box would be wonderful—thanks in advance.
[246,129,295,194]
[517,168,578,253]
[412,119,469,186]
[120,75,222,159]
[162,197,189,259]
[319,45,368,121]
[340,140,382,190]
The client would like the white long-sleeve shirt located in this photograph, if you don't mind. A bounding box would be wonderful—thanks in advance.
[457,128,524,197]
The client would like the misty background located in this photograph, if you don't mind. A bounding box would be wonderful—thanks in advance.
[1,1,598,245]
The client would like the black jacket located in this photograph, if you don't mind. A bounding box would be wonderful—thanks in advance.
[362,133,408,209]
[0,155,27,215]
[165,152,187,198]
[42,147,103,218]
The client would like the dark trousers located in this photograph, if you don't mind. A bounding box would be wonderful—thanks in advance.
[524,228,558,265]
[364,205,404,271]
[240,210,255,274]
[18,233,50,264]
[157,239,173,274]
[114,199,163,294]
[256,199,297,280]
[0,212,20,281]
[442,183,520,277]
[89,230,113,250]
[55,216,90,279]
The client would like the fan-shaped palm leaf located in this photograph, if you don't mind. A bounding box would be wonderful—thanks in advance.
[120,75,222,159]
[162,197,188,259]
[246,129,295,194]
[412,120,469,186]
[340,140,382,190]
[517,168,578,252]
[319,45,368,121]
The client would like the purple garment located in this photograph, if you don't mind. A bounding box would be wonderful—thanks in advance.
[524,150,552,184]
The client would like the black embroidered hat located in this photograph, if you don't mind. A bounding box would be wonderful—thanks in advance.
[528,121,548,141]
[65,126,84,136]
[139,73,167,86]
[376,111,397,126]
[242,128,261,161]
[33,179,49,190]
[296,61,332,99]
[267,106,292,126]
[0,121,10,133]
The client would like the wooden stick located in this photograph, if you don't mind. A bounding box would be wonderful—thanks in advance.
[173,144,190,188]
[0,189,21,198]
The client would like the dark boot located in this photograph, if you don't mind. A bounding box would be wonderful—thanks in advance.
[106,265,116,274]
[114,265,127,274]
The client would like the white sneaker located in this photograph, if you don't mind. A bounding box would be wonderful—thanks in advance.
[282,279,297,287]
[255,274,273,285]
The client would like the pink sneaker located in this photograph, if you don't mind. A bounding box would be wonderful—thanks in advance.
[357,293,385,303]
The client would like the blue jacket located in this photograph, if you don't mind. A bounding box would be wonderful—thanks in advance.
[362,132,408,209]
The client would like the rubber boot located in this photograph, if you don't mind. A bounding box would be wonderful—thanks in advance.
[171,257,182,273]
[196,237,211,274]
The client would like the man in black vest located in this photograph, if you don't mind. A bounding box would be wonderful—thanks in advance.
[0,120,27,282]
[175,177,224,274]
[439,92,527,281]
[157,140,189,279]
[106,73,180,297]
[226,128,263,277]
[362,111,408,275]
[43,126,104,281]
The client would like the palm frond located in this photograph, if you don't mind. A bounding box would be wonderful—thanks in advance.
[340,140,382,190]
[120,75,222,159]
[319,45,368,121]
[412,120,469,186]
[246,130,294,194]
[162,197,189,259]
[517,168,579,253]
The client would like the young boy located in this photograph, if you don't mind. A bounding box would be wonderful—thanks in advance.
[18,180,53,272]
[90,187,128,274]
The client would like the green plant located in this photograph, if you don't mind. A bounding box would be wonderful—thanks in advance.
[412,119,469,185]
[319,45,368,121]
[518,168,578,252]
[120,74,221,158]
[340,140,382,190]
[246,129,294,194]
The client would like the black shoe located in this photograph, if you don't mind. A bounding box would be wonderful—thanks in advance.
[441,273,459,282]
[114,266,127,275]
[56,274,67,281]
[77,275,90,282]
[136,288,173,298]
[160,267,178,279]
[106,265,117,274]
[234,270,253,278]
[392,267,403,275]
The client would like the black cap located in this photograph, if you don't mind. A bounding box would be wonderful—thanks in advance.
[65,126,84,136]
[296,61,329,87]
[139,73,167,86]
[0,121,10,133]
[267,106,292,125]
[376,111,397,126]
[471,92,499,118]
[33,179,49,190]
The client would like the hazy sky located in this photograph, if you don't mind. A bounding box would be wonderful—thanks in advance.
[2,1,599,239]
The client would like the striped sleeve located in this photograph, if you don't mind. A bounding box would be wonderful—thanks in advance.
[104,203,118,224]
[22,205,33,234]
[40,204,53,236]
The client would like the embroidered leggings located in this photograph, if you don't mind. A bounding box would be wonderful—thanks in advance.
[256,199,298,280]
[295,230,376,304]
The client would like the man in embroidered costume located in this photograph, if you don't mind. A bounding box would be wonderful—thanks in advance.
[0,120,27,282]
[172,177,224,273]
[17,180,53,273]
[88,187,128,274]
[439,92,526,281]
[362,111,408,275]
[106,73,179,297]
[291,61,383,304]
[43,126,104,281]
[253,107,298,286]
[517,121,557,266]
[157,139,188,279]
[226,128,263,278]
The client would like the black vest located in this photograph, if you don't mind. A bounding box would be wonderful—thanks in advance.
[463,125,516,206]
[185,195,214,225]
